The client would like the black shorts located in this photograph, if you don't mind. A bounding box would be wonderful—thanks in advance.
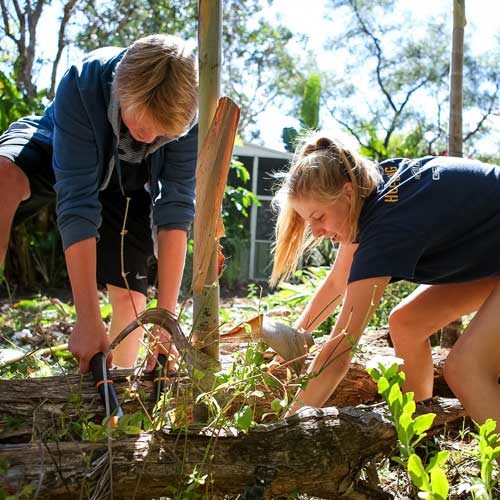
[0,116,154,295]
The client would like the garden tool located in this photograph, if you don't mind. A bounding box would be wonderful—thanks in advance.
[153,353,170,402]
[89,352,124,426]
[221,315,315,374]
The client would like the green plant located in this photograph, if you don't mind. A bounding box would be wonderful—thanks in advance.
[221,159,260,287]
[368,362,449,499]
[469,418,500,499]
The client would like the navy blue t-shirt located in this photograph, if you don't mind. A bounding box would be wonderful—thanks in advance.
[349,156,500,284]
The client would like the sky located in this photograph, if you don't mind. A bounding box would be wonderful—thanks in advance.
[30,0,500,153]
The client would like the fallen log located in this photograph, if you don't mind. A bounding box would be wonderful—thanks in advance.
[1,398,465,500]
[0,329,453,443]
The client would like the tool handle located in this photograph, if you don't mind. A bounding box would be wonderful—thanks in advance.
[89,352,124,423]
[153,353,169,402]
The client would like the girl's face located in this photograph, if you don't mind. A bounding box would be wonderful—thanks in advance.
[290,183,353,244]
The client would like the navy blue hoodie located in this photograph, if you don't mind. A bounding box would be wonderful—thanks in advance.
[37,47,197,250]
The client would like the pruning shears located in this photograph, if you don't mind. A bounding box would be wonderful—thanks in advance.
[89,351,169,426]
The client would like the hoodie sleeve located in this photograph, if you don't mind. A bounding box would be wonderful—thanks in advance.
[52,66,102,250]
[151,124,198,232]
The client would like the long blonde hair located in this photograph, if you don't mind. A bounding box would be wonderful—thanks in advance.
[113,34,198,137]
[270,132,381,286]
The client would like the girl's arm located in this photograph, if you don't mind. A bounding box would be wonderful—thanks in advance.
[289,275,390,414]
[294,243,358,332]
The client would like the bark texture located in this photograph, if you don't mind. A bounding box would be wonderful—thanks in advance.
[1,399,465,499]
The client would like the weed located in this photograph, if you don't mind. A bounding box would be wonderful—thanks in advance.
[368,362,450,499]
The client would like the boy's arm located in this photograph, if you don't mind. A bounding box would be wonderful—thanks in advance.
[52,67,106,372]
[294,243,358,332]
[289,275,390,414]
[65,238,109,373]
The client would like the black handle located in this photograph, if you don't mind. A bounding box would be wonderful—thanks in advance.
[89,352,124,424]
[153,353,169,402]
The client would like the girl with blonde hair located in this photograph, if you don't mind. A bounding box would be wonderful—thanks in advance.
[272,131,500,425]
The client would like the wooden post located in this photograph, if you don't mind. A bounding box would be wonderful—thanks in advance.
[443,0,466,347]
[192,1,222,360]
[448,0,465,157]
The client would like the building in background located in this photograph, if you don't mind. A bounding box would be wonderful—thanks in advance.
[230,143,290,281]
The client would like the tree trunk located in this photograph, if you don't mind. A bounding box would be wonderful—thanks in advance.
[448,0,465,157]
[0,399,465,500]
[192,0,223,362]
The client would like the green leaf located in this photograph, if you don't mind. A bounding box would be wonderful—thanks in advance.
[385,362,400,380]
[377,376,390,397]
[271,398,286,413]
[427,450,449,471]
[234,405,254,433]
[413,413,436,435]
[408,454,430,491]
[399,412,413,433]
[430,466,449,499]
[367,367,381,382]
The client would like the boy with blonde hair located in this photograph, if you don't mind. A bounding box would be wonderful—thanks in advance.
[0,34,198,372]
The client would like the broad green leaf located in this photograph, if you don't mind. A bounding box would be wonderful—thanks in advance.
[377,376,390,396]
[408,454,430,491]
[399,412,413,432]
[413,413,436,435]
[430,467,449,500]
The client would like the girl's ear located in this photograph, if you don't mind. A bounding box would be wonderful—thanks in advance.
[343,182,354,196]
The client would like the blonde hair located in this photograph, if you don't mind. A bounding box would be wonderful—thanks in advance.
[270,132,381,286]
[113,34,198,137]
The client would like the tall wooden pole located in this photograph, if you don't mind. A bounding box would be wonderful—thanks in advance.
[442,0,466,349]
[192,0,222,360]
[448,0,465,158]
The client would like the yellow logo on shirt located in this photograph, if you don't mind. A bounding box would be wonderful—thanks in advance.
[383,165,400,203]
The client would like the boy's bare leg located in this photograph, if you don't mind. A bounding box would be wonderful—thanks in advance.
[0,157,30,266]
[389,278,499,401]
[444,281,500,424]
[107,284,146,368]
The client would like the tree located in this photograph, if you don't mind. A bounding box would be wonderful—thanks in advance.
[282,72,321,152]
[323,0,500,160]
[0,0,78,100]
[74,0,306,140]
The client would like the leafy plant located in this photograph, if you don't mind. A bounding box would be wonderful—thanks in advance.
[368,362,449,499]
[469,418,500,500]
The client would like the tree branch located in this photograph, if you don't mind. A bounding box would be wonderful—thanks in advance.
[463,82,500,143]
[349,0,397,113]
[48,0,77,99]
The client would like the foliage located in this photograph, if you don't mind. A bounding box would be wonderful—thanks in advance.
[282,72,321,152]
[469,419,500,500]
[221,159,260,287]
[263,266,416,335]
[0,69,62,293]
[0,71,35,133]
[368,362,450,499]
[74,0,306,140]
[323,0,500,159]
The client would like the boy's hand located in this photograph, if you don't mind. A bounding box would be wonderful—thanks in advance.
[69,317,111,373]
[146,326,179,372]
